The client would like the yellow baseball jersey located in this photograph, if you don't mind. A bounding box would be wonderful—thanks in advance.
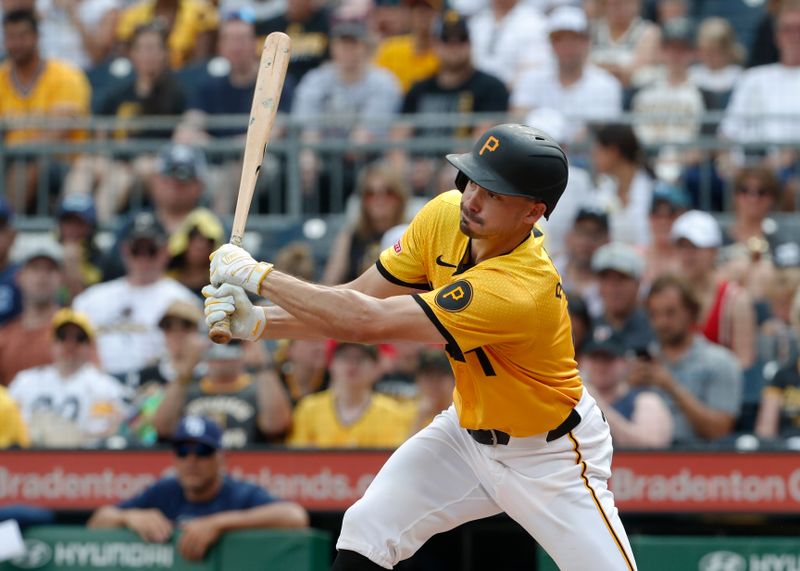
[116,0,218,69]
[373,36,439,93]
[377,190,583,437]
[0,385,29,448]
[0,60,90,145]
[288,390,415,448]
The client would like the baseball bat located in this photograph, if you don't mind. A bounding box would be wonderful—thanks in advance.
[209,31,292,344]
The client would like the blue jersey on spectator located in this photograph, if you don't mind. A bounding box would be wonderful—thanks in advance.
[0,262,21,325]
[118,476,276,523]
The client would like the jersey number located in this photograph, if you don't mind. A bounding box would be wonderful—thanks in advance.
[555,282,563,299]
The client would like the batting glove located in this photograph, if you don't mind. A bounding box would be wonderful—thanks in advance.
[209,243,273,295]
[202,283,268,341]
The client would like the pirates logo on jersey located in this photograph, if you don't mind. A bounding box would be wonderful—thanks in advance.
[435,280,473,312]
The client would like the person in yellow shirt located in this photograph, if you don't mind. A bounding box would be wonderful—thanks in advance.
[288,343,414,448]
[204,124,637,570]
[373,0,440,92]
[0,385,29,448]
[116,0,218,69]
[0,10,91,212]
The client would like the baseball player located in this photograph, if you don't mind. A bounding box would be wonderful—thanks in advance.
[203,124,637,570]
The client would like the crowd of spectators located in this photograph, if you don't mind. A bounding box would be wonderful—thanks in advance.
[2,0,800,457]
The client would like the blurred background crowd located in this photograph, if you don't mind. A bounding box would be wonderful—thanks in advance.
[1,0,800,453]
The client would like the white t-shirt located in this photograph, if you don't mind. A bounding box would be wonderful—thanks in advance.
[9,363,128,443]
[37,0,121,70]
[631,79,706,145]
[72,277,197,376]
[538,165,596,260]
[595,168,654,248]
[512,64,622,143]
[720,63,800,143]
[469,3,552,87]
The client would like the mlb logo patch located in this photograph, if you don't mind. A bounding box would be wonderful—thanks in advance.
[393,240,402,254]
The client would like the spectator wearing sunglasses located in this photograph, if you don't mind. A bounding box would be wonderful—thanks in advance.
[88,415,308,561]
[8,309,128,447]
[73,212,197,381]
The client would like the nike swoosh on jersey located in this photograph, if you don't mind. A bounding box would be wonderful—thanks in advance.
[435,255,458,268]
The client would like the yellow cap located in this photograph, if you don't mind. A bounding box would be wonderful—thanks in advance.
[52,308,96,340]
[168,208,225,259]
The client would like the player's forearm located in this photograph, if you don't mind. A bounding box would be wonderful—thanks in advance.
[208,503,309,531]
[262,305,329,340]
[260,271,383,342]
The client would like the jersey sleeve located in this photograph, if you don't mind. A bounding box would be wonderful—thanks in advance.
[376,198,438,290]
[412,268,531,356]
[117,479,172,509]
[242,483,276,506]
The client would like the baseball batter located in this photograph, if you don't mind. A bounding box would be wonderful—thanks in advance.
[203,124,637,570]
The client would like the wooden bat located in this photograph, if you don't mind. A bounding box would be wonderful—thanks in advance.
[209,31,291,344]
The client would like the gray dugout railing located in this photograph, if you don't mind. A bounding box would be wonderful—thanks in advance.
[1,111,799,227]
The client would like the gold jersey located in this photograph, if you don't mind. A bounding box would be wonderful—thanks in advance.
[288,390,415,449]
[378,190,582,436]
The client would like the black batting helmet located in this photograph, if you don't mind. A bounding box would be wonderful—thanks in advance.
[445,124,569,219]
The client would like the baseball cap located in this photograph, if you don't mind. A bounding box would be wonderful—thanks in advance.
[417,348,451,373]
[574,205,610,231]
[774,241,800,268]
[546,6,588,35]
[435,10,469,42]
[583,337,624,358]
[155,143,206,182]
[332,342,379,361]
[125,211,167,244]
[158,299,203,329]
[172,415,223,449]
[670,210,722,248]
[591,242,644,279]
[57,194,97,226]
[52,308,95,340]
[331,20,369,40]
[651,182,690,213]
[0,196,14,224]
[207,338,244,361]
[19,239,63,267]
[661,17,694,46]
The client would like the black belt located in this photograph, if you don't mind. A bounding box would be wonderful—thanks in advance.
[468,408,582,446]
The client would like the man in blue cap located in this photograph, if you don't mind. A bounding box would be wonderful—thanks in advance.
[88,415,308,560]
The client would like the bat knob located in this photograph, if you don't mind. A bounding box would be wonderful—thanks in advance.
[209,316,233,344]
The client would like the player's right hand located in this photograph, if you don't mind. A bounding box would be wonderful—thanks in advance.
[123,508,173,543]
[202,283,268,341]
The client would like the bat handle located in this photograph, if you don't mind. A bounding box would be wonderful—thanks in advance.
[209,318,233,344]
[208,235,244,345]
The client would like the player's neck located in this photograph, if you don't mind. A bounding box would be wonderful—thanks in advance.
[469,229,531,264]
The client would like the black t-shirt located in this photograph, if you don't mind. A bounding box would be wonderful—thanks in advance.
[255,8,331,82]
[767,361,800,436]
[98,74,187,139]
[402,70,509,139]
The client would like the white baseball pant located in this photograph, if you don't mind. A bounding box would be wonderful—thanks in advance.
[337,389,637,570]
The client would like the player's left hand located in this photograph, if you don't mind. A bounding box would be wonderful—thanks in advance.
[209,243,273,294]
[177,516,222,561]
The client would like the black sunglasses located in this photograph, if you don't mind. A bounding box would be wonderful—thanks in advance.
[55,328,90,343]
[129,241,160,257]
[173,442,216,458]
[160,317,196,331]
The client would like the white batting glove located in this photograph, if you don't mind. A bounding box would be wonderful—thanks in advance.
[209,243,273,295]
[202,283,268,341]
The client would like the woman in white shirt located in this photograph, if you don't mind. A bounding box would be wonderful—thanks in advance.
[591,123,655,248]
